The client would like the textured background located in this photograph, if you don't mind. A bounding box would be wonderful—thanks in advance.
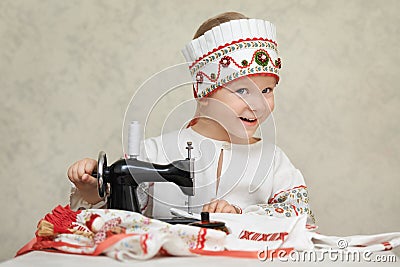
[0,0,399,261]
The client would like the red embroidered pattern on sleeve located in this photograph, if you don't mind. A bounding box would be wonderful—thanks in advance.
[257,186,314,222]
[268,185,308,204]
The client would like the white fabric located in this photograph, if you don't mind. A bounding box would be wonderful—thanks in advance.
[311,232,400,252]
[19,207,400,262]
[169,210,313,251]
[43,209,226,259]
[29,208,310,260]
[171,209,400,254]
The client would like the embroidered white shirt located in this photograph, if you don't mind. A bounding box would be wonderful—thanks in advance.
[70,127,313,221]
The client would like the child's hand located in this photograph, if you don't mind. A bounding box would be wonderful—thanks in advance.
[67,158,101,204]
[202,199,240,214]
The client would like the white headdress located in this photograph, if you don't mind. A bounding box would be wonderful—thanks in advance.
[182,18,281,98]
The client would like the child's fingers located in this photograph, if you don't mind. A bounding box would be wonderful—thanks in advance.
[67,165,73,182]
[221,204,236,213]
[67,159,96,185]
[68,166,79,184]
[84,159,97,176]
[76,158,96,179]
[208,199,220,212]
[202,202,210,212]
[77,160,87,178]
[204,200,237,213]
[202,199,215,212]
[81,173,97,185]
[215,200,229,213]
[72,163,79,182]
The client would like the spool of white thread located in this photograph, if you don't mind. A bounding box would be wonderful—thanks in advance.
[128,121,141,158]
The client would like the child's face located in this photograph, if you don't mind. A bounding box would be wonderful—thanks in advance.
[201,75,277,141]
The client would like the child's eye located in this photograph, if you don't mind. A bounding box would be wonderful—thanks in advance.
[262,87,273,94]
[235,88,249,95]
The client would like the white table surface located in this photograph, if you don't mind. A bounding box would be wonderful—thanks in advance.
[0,250,399,267]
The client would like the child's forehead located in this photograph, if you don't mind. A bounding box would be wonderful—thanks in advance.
[227,75,277,88]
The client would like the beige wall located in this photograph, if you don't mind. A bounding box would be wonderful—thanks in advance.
[0,0,399,261]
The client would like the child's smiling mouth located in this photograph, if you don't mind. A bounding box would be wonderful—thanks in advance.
[239,117,258,126]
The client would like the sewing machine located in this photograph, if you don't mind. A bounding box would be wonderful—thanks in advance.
[94,142,195,216]
[89,121,196,224]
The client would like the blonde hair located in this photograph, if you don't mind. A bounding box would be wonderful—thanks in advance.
[193,11,248,39]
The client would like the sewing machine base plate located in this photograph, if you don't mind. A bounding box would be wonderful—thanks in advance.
[158,217,199,225]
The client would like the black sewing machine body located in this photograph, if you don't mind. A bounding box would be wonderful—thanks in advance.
[94,142,194,215]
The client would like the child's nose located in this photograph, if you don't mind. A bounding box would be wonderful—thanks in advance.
[245,95,267,112]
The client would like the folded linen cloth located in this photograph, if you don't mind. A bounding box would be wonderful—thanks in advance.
[16,205,399,261]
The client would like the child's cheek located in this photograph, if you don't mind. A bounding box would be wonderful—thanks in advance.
[264,96,275,113]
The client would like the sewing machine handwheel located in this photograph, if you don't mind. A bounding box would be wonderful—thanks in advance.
[97,151,107,198]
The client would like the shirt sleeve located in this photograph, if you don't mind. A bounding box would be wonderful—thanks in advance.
[243,147,315,223]
[69,183,107,211]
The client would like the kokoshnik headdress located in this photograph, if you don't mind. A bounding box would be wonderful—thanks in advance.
[182,19,282,98]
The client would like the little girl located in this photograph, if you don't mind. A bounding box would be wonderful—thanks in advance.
[68,12,314,222]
